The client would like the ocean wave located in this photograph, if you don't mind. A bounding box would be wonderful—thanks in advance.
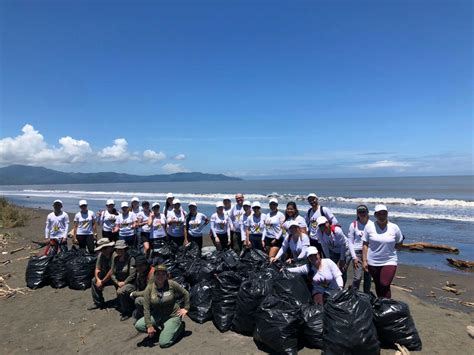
[326,196,474,208]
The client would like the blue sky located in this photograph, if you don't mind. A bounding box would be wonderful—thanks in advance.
[0,0,472,179]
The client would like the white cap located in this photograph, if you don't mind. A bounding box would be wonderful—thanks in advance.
[316,216,328,226]
[188,201,197,207]
[252,201,261,208]
[131,196,139,202]
[106,199,115,205]
[152,202,160,208]
[243,200,251,207]
[306,246,318,256]
[297,219,307,228]
[307,193,318,199]
[216,201,224,208]
[166,193,174,199]
[223,196,231,201]
[79,199,88,206]
[173,198,181,205]
[53,199,62,205]
[269,198,278,205]
[121,201,129,208]
[287,221,300,229]
[374,204,388,213]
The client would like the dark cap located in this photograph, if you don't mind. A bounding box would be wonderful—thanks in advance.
[356,205,369,213]
[134,254,148,266]
[154,264,168,273]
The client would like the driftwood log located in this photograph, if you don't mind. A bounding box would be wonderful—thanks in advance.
[401,242,459,254]
[446,258,474,269]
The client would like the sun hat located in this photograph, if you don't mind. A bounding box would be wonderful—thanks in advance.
[188,201,197,207]
[316,216,328,226]
[114,240,128,249]
[252,201,261,208]
[79,199,88,206]
[53,199,63,205]
[269,198,278,205]
[121,201,129,208]
[216,201,224,208]
[155,264,168,273]
[243,200,251,207]
[134,254,149,267]
[307,193,318,199]
[94,238,115,252]
[106,199,115,206]
[166,193,174,199]
[152,202,160,208]
[374,204,388,213]
[173,198,181,205]
[306,246,318,256]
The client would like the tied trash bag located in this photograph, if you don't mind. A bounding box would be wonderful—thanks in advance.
[67,252,97,290]
[253,294,303,355]
[372,298,422,351]
[300,304,324,349]
[185,259,215,286]
[189,280,213,324]
[25,255,52,289]
[212,271,243,332]
[48,249,78,288]
[324,289,380,355]
[240,248,268,270]
[232,269,276,335]
[272,268,312,305]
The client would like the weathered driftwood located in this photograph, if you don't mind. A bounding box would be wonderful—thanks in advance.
[401,242,459,254]
[442,286,463,295]
[10,246,25,254]
[446,258,474,269]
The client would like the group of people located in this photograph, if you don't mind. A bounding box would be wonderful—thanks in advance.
[44,192,404,347]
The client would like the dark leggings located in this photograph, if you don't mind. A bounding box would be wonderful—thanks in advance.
[368,265,397,298]
[249,234,263,251]
[309,238,325,257]
[102,230,118,242]
[214,233,229,250]
[170,236,185,246]
[120,235,135,248]
[188,235,203,249]
[77,234,95,254]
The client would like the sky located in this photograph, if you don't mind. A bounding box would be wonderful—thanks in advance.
[0,0,472,179]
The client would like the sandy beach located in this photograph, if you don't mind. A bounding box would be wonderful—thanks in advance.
[1,207,473,354]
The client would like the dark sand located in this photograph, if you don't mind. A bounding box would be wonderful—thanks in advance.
[1,207,473,354]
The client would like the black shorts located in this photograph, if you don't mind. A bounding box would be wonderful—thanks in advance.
[265,237,283,248]
[140,232,151,243]
[102,230,118,242]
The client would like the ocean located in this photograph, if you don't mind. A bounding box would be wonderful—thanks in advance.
[1,175,473,271]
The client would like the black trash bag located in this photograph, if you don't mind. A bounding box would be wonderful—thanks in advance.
[185,259,216,286]
[188,280,213,324]
[67,252,97,290]
[372,298,422,351]
[183,241,201,259]
[212,271,243,332]
[272,268,312,305]
[253,294,303,355]
[232,270,274,335]
[323,289,380,355]
[240,248,268,270]
[300,303,324,349]
[152,243,174,262]
[25,255,52,289]
[48,249,78,288]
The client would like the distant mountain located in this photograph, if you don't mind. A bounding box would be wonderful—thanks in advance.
[0,165,241,185]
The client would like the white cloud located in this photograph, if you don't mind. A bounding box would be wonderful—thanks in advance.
[358,160,413,169]
[143,150,166,162]
[97,138,138,162]
[162,163,189,174]
[173,154,186,160]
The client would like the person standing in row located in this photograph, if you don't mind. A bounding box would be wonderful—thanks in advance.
[164,193,174,218]
[271,221,310,263]
[306,193,338,255]
[136,201,152,252]
[185,202,209,249]
[166,199,187,246]
[146,202,167,258]
[245,201,267,251]
[44,199,69,255]
[316,216,349,285]
[111,240,136,321]
[239,201,252,250]
[229,193,245,254]
[114,202,137,247]
[223,197,232,218]
[362,204,404,298]
[347,205,372,293]
[90,238,115,309]
[97,200,119,242]
[263,198,285,256]
[210,201,232,250]
[72,199,97,254]
[130,197,142,251]
[281,201,307,239]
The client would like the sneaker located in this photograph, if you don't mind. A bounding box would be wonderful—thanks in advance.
[120,314,131,321]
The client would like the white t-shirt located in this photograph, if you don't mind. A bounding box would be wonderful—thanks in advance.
[288,259,343,295]
[275,233,310,260]
[150,213,167,239]
[99,210,118,232]
[229,204,245,232]
[187,212,208,237]
[347,219,373,258]
[245,213,267,236]
[116,212,137,237]
[240,213,252,240]
[45,212,69,239]
[210,212,231,237]
[362,221,403,266]
[166,209,187,237]
[306,206,338,239]
[264,211,285,239]
[136,210,152,233]
[317,226,348,260]
[74,211,95,235]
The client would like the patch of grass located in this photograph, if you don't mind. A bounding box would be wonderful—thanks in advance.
[0,197,29,228]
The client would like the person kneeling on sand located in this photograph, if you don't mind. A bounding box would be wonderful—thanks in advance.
[90,238,115,309]
[111,240,136,321]
[130,254,154,321]
[135,265,189,348]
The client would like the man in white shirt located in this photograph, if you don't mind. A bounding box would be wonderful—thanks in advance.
[229,193,245,254]
[45,199,70,255]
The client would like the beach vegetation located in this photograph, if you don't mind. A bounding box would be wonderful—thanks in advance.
[0,197,29,228]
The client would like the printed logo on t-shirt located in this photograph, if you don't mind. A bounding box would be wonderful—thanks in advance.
[81,221,90,229]
[53,225,60,232]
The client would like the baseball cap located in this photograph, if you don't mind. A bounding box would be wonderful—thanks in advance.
[79,199,88,206]
[374,204,388,213]
[131,196,139,202]
[356,205,369,213]
[166,193,174,199]
[216,201,224,208]
[269,198,278,205]
[223,197,231,201]
[252,201,261,208]
[173,198,181,205]
[188,201,197,207]
[287,221,300,229]
[152,202,160,208]
[106,199,115,206]
[53,199,63,205]
[155,264,168,273]
[307,193,318,199]
[121,201,129,208]
[316,216,328,226]
[243,200,251,207]
[306,246,318,256]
